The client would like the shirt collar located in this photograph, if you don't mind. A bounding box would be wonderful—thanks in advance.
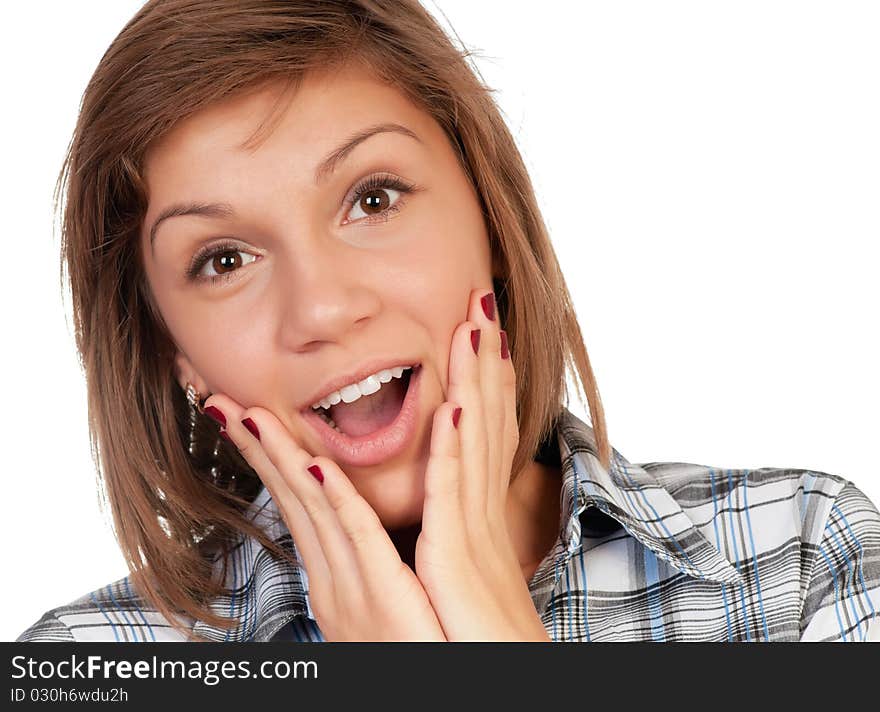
[551,408,743,586]
[193,407,742,641]
[192,482,315,641]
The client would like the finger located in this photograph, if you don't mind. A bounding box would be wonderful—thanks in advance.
[308,455,412,602]
[420,401,467,552]
[446,315,490,535]
[202,395,332,593]
[471,288,506,513]
[497,329,519,506]
[236,407,366,606]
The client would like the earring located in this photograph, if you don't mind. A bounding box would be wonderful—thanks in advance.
[185,381,226,484]
[185,382,204,457]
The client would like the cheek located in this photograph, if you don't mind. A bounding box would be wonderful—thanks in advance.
[166,298,275,397]
[391,214,490,379]
[394,212,488,308]
[208,330,275,394]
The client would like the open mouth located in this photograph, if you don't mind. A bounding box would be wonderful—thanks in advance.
[314,365,414,437]
[302,363,423,468]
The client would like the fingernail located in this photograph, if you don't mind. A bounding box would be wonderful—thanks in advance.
[480,292,496,321]
[204,405,226,427]
[241,417,260,441]
[499,330,510,359]
[219,429,232,443]
[452,407,462,429]
[307,464,324,484]
[470,328,481,355]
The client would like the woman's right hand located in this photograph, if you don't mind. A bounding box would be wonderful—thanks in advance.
[201,394,447,642]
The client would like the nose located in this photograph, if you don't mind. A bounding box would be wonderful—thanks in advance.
[275,240,380,352]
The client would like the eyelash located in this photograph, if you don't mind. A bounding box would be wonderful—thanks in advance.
[184,172,418,284]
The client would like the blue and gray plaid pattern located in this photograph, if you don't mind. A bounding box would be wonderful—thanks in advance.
[17,409,880,642]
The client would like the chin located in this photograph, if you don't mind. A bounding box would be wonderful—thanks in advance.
[355,465,426,532]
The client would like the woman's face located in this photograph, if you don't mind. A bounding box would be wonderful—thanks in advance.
[140,65,494,530]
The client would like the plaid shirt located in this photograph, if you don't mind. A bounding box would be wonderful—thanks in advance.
[17,408,880,642]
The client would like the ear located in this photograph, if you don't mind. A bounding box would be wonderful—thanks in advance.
[490,254,508,282]
[173,350,210,397]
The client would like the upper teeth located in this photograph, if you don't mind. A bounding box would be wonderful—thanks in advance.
[311,365,412,411]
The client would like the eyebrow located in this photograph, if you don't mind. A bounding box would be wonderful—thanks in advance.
[148,122,422,249]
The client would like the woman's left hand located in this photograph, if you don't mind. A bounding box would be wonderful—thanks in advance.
[414,287,551,642]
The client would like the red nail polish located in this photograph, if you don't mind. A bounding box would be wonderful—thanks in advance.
[500,330,510,359]
[480,292,496,321]
[204,405,226,427]
[452,407,462,429]
[470,328,481,355]
[307,464,324,484]
[219,429,232,443]
[241,417,260,441]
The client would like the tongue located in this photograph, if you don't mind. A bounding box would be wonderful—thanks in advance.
[329,375,408,437]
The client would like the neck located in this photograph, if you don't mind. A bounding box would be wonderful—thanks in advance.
[506,458,563,582]
[388,522,421,572]
[388,458,563,582]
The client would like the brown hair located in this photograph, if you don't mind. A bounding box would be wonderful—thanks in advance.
[57,0,611,639]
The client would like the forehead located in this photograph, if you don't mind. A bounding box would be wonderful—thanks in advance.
[142,65,434,199]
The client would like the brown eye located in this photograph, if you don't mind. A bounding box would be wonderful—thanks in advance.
[212,250,243,275]
[187,244,258,284]
[346,173,416,224]
[358,189,392,216]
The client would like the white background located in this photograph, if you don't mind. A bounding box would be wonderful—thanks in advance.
[1,1,877,641]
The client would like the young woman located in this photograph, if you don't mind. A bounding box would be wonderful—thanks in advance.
[17,0,880,642]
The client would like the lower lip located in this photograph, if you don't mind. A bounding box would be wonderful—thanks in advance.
[301,365,423,468]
